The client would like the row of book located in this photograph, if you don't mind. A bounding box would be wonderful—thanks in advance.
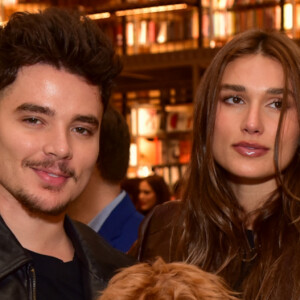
[131,106,193,137]
[202,0,283,9]
[137,137,191,167]
[153,163,188,187]
[203,5,282,39]
[99,8,199,54]
[100,2,299,53]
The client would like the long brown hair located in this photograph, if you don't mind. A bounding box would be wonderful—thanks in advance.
[178,30,300,299]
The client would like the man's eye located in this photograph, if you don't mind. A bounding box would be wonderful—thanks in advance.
[74,127,91,136]
[23,117,41,124]
[223,96,244,105]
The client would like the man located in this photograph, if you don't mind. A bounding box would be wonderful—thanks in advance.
[0,8,134,300]
[68,106,144,253]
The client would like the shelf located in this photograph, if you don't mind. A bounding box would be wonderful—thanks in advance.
[114,48,219,102]
[228,1,281,11]
[133,131,192,140]
[87,0,199,14]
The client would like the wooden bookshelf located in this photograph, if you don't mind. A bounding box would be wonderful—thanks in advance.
[91,0,300,181]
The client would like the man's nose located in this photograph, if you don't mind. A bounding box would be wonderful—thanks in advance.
[42,128,73,160]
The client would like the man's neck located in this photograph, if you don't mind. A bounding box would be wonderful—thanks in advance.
[0,190,73,262]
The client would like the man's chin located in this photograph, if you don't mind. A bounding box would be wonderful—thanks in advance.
[15,189,69,217]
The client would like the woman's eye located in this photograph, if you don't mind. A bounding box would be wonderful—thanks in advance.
[223,96,244,105]
[269,100,282,110]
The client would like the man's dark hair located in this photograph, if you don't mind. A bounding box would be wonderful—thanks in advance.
[0,7,121,108]
[97,106,130,184]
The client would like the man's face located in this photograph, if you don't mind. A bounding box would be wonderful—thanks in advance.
[0,64,102,216]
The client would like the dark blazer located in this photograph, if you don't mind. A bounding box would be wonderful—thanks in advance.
[0,215,135,300]
[99,192,144,253]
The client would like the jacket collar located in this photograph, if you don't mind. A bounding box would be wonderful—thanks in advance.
[64,216,135,297]
[0,215,32,279]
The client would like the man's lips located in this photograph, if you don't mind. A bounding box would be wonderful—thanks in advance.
[33,167,70,178]
[33,168,71,187]
[232,142,269,157]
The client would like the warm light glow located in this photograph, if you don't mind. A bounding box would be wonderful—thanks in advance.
[116,4,188,17]
[87,12,111,20]
[137,166,152,177]
[213,0,227,9]
[139,20,147,45]
[214,11,226,37]
[191,9,199,39]
[3,0,16,5]
[129,143,137,166]
[296,4,300,30]
[126,22,134,46]
[157,21,167,44]
[284,3,293,30]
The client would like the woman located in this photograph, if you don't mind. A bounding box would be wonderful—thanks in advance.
[138,175,170,215]
[130,30,300,299]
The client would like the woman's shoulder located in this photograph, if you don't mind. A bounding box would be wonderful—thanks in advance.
[129,201,183,262]
[146,200,183,232]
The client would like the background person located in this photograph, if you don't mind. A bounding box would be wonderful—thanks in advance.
[68,106,144,253]
[138,174,171,215]
[0,8,134,300]
[121,177,141,207]
[130,29,300,300]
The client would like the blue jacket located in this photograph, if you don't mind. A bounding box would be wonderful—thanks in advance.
[98,193,144,253]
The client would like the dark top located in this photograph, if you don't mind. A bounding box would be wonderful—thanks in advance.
[129,201,257,293]
[0,215,135,300]
[28,250,84,300]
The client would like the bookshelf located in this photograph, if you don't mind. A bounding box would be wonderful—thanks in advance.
[90,0,300,184]
[91,0,201,56]
[111,46,218,184]
[127,102,192,185]
[90,0,300,52]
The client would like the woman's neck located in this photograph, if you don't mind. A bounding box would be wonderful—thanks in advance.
[228,176,278,214]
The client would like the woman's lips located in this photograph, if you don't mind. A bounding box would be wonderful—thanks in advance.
[232,142,269,157]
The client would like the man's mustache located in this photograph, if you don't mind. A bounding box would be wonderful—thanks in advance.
[23,160,78,182]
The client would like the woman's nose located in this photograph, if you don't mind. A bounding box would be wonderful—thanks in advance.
[241,105,264,135]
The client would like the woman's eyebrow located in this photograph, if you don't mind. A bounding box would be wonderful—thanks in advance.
[221,85,293,96]
[266,87,293,96]
[220,84,245,92]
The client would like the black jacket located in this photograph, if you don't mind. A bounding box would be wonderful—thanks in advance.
[0,215,135,300]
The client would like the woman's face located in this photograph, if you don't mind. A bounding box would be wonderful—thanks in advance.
[212,54,299,183]
[138,180,157,212]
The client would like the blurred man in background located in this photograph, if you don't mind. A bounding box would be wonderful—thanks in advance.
[68,106,143,252]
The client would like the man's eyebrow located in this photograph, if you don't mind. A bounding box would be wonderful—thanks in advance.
[220,84,246,92]
[74,115,100,128]
[15,103,55,116]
